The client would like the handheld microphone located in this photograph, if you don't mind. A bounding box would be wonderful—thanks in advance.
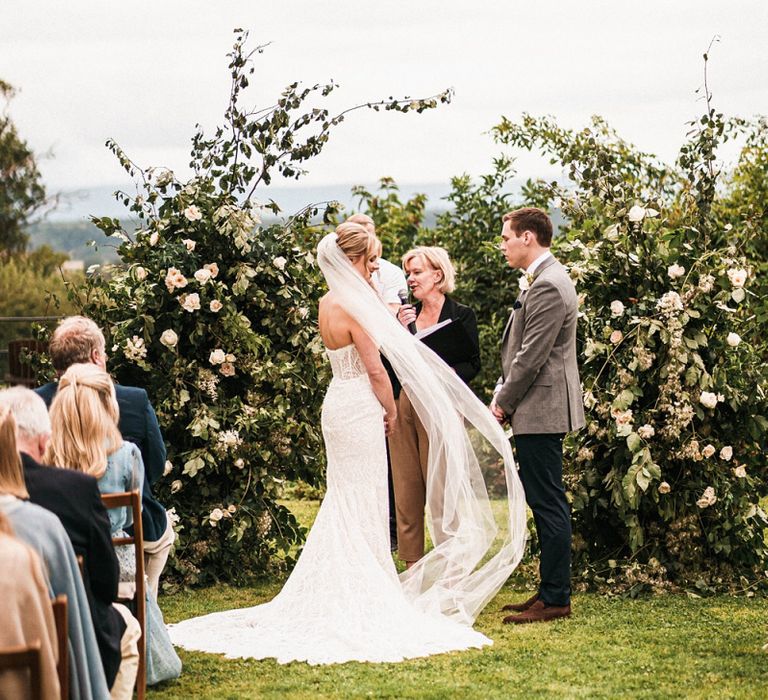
[397,289,418,335]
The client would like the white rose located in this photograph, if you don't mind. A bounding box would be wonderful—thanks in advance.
[638,424,655,440]
[163,460,173,477]
[699,391,719,410]
[518,275,530,292]
[273,256,287,271]
[733,465,747,478]
[667,263,685,279]
[209,300,223,313]
[170,479,183,493]
[234,458,245,470]
[184,205,203,222]
[204,262,219,278]
[628,205,646,222]
[149,232,160,246]
[164,267,188,293]
[160,329,178,348]
[610,300,625,317]
[194,268,212,283]
[696,486,717,509]
[134,266,148,281]
[609,330,623,344]
[727,268,747,288]
[658,481,671,494]
[208,508,224,525]
[209,348,226,365]
[220,362,236,377]
[720,445,733,461]
[179,293,201,312]
[726,332,741,347]
[182,238,196,252]
[701,444,716,459]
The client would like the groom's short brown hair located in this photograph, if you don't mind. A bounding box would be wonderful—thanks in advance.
[503,207,553,247]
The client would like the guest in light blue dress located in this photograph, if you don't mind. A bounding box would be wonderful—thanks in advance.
[45,363,182,686]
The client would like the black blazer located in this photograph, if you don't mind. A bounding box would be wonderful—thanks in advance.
[390,295,481,398]
[22,452,125,689]
[36,381,169,542]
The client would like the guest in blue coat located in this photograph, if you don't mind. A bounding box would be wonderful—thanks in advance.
[35,316,174,597]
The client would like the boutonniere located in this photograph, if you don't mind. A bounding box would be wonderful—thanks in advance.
[518,273,532,292]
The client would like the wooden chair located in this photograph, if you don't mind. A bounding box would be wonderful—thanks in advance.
[0,641,43,700]
[101,490,145,700]
[5,339,48,387]
[51,595,68,700]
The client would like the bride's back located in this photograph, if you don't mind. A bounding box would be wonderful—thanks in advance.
[318,292,356,350]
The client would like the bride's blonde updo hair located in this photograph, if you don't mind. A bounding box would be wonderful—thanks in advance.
[335,221,376,262]
[44,363,123,479]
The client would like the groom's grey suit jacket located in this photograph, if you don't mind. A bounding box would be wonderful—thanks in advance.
[497,255,586,435]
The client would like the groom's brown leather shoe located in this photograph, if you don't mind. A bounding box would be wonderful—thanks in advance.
[501,592,539,613]
[502,599,571,624]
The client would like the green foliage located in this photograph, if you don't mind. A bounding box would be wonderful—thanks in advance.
[0,80,47,255]
[66,30,450,585]
[491,86,768,588]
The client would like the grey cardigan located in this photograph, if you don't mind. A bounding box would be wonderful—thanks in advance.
[497,255,586,435]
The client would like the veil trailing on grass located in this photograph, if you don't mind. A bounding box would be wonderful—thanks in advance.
[317,232,528,625]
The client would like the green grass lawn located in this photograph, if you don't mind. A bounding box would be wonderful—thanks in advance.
[150,500,768,699]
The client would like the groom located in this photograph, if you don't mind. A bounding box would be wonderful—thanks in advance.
[491,207,585,624]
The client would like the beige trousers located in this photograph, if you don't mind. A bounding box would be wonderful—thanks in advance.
[388,391,432,561]
[143,513,175,598]
[109,603,140,700]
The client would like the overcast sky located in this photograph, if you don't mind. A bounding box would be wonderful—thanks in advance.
[2,1,767,201]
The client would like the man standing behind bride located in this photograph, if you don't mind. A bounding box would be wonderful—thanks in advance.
[491,207,585,624]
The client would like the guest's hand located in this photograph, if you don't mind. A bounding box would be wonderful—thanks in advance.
[490,397,506,424]
[397,304,417,330]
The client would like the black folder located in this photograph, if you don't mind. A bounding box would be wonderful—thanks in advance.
[415,319,475,367]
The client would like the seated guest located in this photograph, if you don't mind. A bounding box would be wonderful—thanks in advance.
[0,387,140,698]
[36,315,173,597]
[45,363,182,686]
[0,404,111,700]
[390,246,481,569]
[0,511,60,700]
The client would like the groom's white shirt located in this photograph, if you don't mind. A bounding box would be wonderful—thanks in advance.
[526,250,552,277]
[373,258,407,305]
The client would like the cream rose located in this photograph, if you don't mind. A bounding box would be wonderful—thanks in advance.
[184,205,203,222]
[628,205,646,222]
[609,330,623,344]
[699,391,719,410]
[696,486,717,509]
[164,267,188,293]
[194,268,212,283]
[182,238,196,252]
[220,362,236,377]
[727,268,747,288]
[160,329,178,348]
[179,293,201,312]
[209,349,226,365]
[134,266,148,281]
[149,232,160,246]
[610,300,625,317]
[638,424,655,440]
[273,256,287,271]
[209,300,223,313]
[733,465,747,478]
[204,262,219,278]
[658,482,671,494]
[726,332,741,347]
[701,444,716,459]
[720,445,733,461]
[667,263,685,279]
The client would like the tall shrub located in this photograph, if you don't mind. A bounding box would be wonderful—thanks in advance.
[72,31,451,584]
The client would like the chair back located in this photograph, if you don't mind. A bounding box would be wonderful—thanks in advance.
[0,641,43,700]
[101,490,146,700]
[51,594,68,700]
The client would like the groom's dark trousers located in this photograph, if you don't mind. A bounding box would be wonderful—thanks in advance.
[514,433,571,606]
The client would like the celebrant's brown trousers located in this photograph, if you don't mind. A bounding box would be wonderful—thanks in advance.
[388,391,440,561]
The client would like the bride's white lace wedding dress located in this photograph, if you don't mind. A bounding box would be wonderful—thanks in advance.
[168,343,490,664]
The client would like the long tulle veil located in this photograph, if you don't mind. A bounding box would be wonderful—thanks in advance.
[317,232,528,625]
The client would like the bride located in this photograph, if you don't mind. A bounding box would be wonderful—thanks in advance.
[169,222,528,664]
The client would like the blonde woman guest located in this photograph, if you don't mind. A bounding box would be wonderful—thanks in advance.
[0,511,61,700]
[45,363,182,686]
[0,405,112,700]
[390,246,481,568]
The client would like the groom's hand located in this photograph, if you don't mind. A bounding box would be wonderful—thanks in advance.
[490,397,507,424]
